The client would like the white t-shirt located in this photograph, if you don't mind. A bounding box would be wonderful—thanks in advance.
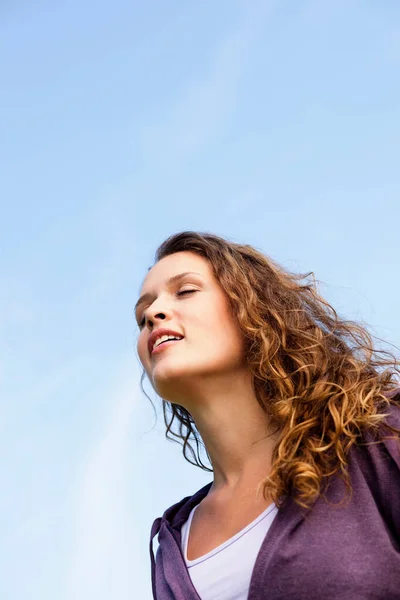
[180,501,279,599]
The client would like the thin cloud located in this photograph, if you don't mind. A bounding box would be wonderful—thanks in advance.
[140,0,275,170]
[64,359,143,600]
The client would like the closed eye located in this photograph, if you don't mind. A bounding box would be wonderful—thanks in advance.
[176,288,197,296]
[138,289,197,328]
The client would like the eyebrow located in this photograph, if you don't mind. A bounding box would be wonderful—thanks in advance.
[134,271,204,312]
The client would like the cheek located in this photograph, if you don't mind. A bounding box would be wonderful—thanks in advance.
[137,334,149,367]
[196,312,244,357]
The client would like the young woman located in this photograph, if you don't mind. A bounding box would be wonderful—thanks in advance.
[135,231,400,600]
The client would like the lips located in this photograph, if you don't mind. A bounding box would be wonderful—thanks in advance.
[151,338,183,356]
[148,328,184,355]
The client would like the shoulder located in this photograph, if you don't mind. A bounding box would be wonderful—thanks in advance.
[383,396,400,432]
[348,400,400,501]
[361,400,400,468]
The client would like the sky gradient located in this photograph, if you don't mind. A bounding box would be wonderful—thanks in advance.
[1,1,400,598]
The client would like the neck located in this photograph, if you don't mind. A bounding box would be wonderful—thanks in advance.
[181,368,279,497]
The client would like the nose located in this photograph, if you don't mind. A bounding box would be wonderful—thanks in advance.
[146,312,166,328]
[144,296,172,329]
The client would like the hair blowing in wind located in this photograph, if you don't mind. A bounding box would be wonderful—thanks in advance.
[140,231,400,509]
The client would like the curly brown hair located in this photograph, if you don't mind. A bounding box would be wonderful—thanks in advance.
[139,231,400,509]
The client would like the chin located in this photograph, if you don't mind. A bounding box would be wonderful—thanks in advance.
[151,363,186,393]
[151,361,206,397]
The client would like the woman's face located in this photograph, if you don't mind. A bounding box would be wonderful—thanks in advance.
[136,251,247,400]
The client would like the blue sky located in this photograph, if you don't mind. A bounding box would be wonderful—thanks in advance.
[1,1,399,598]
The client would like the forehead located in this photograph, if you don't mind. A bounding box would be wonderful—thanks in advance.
[140,251,213,292]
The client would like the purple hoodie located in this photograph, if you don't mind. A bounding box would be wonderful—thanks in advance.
[150,391,400,599]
